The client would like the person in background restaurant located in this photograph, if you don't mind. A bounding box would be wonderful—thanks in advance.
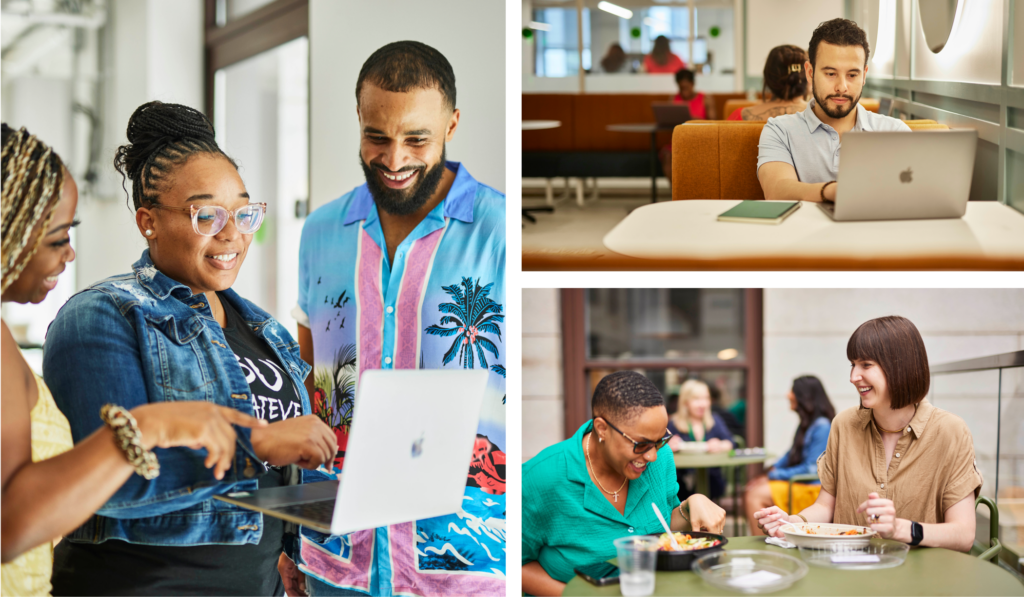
[522,371,726,596]
[285,40,506,597]
[745,375,834,535]
[643,35,686,73]
[756,316,982,553]
[600,42,627,73]
[757,18,910,202]
[729,45,809,120]
[42,102,336,596]
[708,381,744,440]
[1,124,267,597]
[667,379,733,501]
[659,68,714,182]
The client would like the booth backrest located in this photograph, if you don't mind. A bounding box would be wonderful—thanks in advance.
[672,122,768,200]
[523,93,757,152]
[574,94,670,151]
[672,121,955,200]
[522,94,575,151]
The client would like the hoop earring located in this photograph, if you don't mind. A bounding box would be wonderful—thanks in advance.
[598,436,604,443]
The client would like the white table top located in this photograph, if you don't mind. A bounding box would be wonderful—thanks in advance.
[603,200,1024,262]
[522,120,561,131]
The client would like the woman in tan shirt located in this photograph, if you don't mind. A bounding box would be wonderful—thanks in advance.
[755,316,982,552]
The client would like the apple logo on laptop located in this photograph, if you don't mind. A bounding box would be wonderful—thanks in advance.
[900,167,913,183]
[411,434,424,458]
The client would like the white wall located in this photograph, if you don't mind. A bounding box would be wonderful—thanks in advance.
[763,288,1024,500]
[746,0,844,77]
[76,0,204,290]
[523,288,564,461]
[309,0,506,212]
[909,0,1003,85]
[524,0,532,76]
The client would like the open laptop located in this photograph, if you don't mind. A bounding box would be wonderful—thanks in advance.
[652,103,692,128]
[215,369,488,535]
[818,129,977,221]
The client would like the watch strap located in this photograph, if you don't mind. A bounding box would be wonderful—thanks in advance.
[909,520,923,546]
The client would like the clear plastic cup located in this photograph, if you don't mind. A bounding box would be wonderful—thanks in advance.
[613,536,659,597]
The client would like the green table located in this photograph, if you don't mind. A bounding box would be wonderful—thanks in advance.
[673,451,771,498]
[562,536,1024,596]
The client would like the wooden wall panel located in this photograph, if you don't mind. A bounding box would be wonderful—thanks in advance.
[522,95,575,151]
[573,94,670,151]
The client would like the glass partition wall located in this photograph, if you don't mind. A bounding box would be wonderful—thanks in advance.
[526,0,737,91]
[931,351,1024,575]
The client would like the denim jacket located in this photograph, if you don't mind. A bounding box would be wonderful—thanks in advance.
[768,416,831,483]
[43,250,332,547]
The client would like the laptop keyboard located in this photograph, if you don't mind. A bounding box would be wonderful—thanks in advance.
[276,499,335,522]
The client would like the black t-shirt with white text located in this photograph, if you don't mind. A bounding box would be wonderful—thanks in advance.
[52,296,303,596]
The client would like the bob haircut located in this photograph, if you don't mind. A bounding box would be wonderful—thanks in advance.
[846,315,930,409]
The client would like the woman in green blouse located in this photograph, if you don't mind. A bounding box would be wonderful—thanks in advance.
[523,371,727,596]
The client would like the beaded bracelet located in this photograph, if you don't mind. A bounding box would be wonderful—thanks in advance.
[678,501,690,525]
[101,404,160,480]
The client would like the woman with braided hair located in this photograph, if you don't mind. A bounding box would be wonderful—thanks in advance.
[1,123,268,596]
[40,101,337,596]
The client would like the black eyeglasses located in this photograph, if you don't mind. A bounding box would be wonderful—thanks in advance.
[598,417,672,454]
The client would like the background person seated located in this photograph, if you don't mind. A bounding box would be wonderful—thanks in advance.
[600,42,627,73]
[660,69,714,183]
[729,45,809,121]
[667,379,733,501]
[643,35,686,73]
[745,375,835,535]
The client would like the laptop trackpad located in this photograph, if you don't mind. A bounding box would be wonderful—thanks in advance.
[223,480,339,508]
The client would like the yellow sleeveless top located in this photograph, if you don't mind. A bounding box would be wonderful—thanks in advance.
[1,374,74,597]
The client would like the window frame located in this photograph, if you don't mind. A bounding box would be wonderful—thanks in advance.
[560,288,763,451]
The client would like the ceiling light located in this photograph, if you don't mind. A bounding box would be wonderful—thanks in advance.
[598,1,633,19]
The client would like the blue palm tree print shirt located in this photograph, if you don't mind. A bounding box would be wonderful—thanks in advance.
[295,162,506,596]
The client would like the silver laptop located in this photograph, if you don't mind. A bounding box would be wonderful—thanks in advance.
[652,103,692,127]
[818,130,977,221]
[215,369,488,535]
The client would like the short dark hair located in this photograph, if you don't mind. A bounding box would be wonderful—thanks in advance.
[808,18,870,68]
[592,371,665,423]
[356,41,456,111]
[674,68,695,84]
[847,316,930,409]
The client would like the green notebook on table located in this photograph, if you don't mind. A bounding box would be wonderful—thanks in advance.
[717,201,801,224]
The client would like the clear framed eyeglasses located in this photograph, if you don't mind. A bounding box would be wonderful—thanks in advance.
[151,203,267,236]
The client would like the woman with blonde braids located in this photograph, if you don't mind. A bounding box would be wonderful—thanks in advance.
[1,123,267,596]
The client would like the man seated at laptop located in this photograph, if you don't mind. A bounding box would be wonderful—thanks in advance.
[757,18,910,202]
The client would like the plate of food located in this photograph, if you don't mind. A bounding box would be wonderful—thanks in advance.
[779,522,875,548]
[674,441,709,454]
[649,531,728,571]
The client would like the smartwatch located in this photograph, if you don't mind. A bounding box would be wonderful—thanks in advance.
[908,521,923,546]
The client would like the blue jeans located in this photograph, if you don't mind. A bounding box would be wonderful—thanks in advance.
[305,576,368,597]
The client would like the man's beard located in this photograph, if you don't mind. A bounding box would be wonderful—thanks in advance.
[812,78,861,119]
[361,146,447,217]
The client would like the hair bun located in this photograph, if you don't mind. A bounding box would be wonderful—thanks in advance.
[125,101,215,146]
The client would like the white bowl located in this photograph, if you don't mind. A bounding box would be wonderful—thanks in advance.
[780,522,876,548]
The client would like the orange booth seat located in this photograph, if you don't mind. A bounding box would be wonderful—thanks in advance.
[672,121,950,201]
